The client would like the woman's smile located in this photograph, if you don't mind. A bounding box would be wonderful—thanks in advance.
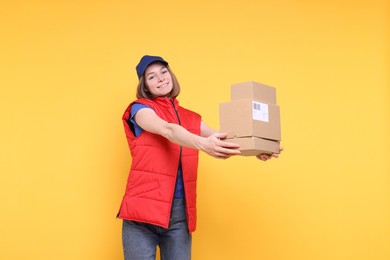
[158,82,169,88]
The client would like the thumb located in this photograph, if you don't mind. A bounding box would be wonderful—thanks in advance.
[214,132,228,139]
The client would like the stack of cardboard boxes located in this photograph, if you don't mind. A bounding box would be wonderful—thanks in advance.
[219,81,281,156]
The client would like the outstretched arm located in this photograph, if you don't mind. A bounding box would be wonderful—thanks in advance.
[134,108,240,159]
[200,120,217,137]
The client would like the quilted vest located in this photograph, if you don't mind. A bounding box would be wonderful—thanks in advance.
[117,97,201,233]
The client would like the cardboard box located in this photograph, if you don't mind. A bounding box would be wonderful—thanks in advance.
[219,99,281,141]
[225,137,280,156]
[219,81,281,155]
[231,81,276,104]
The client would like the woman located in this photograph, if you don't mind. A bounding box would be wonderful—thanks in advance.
[118,55,280,259]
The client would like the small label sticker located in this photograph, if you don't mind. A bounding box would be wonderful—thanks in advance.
[252,101,269,122]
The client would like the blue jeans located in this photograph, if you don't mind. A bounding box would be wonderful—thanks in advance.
[122,198,192,260]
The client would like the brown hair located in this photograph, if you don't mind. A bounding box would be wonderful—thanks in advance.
[136,65,181,99]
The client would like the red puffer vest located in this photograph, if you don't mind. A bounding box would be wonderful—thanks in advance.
[117,97,201,233]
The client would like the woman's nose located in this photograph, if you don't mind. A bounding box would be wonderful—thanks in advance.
[158,75,165,82]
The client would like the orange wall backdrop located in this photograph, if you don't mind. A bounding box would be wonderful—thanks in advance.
[1,0,389,259]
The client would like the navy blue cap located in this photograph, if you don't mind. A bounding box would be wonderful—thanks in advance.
[136,55,168,79]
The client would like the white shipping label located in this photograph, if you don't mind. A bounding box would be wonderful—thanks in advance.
[252,101,269,122]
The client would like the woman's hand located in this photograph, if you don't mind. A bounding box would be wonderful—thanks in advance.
[256,147,283,161]
[198,132,241,159]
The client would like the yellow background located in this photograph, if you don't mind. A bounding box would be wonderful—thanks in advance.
[1,0,389,259]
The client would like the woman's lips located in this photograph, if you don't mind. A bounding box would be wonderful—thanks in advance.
[158,82,169,88]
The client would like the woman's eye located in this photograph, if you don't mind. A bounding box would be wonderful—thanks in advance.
[148,76,154,80]
[162,70,168,74]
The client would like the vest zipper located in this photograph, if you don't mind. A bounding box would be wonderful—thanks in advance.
[170,97,183,169]
[170,98,184,198]
[170,98,182,125]
[170,98,191,230]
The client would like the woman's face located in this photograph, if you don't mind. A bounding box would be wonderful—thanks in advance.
[144,63,173,98]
